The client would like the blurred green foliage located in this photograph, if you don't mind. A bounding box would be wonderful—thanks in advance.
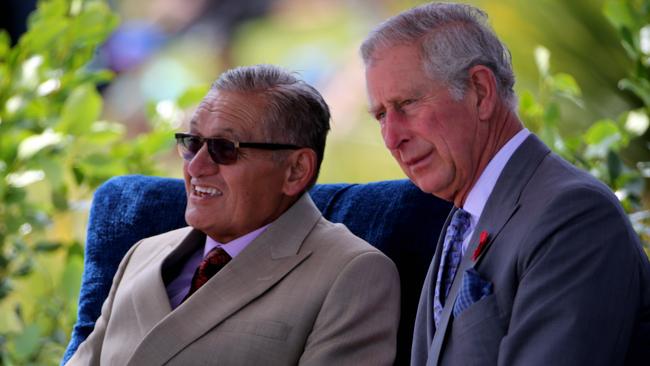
[0,0,177,364]
[520,0,650,254]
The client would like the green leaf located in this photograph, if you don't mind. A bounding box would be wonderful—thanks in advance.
[584,119,623,159]
[37,156,65,188]
[620,26,639,60]
[0,30,10,59]
[584,119,621,145]
[56,84,102,135]
[51,184,69,211]
[551,73,582,97]
[77,153,127,180]
[67,240,84,258]
[603,0,637,30]
[33,241,63,252]
[4,186,27,204]
[0,278,12,299]
[12,258,34,277]
[11,324,41,361]
[137,130,175,156]
[0,63,10,91]
[83,69,115,85]
[81,121,125,145]
[607,150,623,185]
[619,78,650,106]
[70,1,120,47]
[72,165,84,184]
[519,90,544,118]
[543,103,560,125]
[17,129,64,160]
[61,254,83,299]
[21,16,68,53]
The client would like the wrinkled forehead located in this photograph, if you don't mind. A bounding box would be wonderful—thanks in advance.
[189,90,268,140]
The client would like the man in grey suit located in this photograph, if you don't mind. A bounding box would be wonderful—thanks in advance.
[66,64,400,365]
[361,2,650,365]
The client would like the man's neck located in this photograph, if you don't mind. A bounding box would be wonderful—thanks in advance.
[454,105,524,207]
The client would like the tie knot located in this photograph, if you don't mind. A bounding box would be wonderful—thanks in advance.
[447,208,471,240]
[199,246,231,278]
[205,246,231,264]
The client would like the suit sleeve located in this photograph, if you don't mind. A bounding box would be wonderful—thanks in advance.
[498,187,644,366]
[298,250,401,366]
[65,241,142,366]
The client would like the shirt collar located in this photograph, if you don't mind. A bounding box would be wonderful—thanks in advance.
[204,224,270,259]
[463,129,530,223]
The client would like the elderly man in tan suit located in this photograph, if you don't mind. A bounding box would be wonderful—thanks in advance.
[66,64,400,365]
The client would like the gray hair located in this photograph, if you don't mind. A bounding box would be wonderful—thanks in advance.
[361,2,517,109]
[212,64,331,188]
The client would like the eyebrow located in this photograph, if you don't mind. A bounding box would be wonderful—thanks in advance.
[367,101,387,116]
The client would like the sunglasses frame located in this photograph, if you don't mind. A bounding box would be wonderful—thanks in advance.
[175,133,302,165]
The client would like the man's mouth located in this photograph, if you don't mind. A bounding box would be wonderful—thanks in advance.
[403,151,433,168]
[192,185,222,198]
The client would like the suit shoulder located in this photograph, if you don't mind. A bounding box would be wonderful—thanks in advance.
[136,226,193,247]
[525,153,621,210]
[302,218,395,269]
[308,218,382,252]
[126,226,194,265]
[516,155,643,263]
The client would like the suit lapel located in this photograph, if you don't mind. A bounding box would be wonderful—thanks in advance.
[126,194,322,366]
[428,135,551,365]
[425,209,456,344]
[128,227,199,336]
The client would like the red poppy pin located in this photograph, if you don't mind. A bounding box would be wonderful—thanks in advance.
[472,231,490,261]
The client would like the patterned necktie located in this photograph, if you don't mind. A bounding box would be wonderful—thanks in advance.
[433,208,471,328]
[182,246,231,302]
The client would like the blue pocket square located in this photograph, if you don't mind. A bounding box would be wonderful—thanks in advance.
[453,268,493,318]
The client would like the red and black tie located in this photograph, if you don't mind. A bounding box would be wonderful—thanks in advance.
[182,247,231,302]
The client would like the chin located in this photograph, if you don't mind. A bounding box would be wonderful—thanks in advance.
[412,176,451,200]
[185,208,203,230]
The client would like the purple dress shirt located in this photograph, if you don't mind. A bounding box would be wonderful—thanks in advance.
[166,225,269,309]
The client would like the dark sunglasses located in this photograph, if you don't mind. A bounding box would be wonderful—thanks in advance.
[175,133,302,165]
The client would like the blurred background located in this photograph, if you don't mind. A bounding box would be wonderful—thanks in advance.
[2,0,640,182]
[0,0,648,364]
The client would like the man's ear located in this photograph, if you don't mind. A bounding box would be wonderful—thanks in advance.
[283,148,317,196]
[468,65,497,120]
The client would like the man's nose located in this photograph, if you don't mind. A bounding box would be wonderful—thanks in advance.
[382,110,408,150]
[186,144,219,176]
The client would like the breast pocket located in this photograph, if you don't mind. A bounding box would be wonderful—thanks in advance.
[219,319,290,341]
[173,319,294,366]
[444,294,507,365]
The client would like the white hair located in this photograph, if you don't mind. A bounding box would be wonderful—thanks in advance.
[361,2,517,110]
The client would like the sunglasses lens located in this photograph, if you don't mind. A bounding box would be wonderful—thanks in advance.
[176,135,203,160]
[175,134,239,165]
[208,139,238,165]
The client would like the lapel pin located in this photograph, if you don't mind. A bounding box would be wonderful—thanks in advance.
[472,231,490,261]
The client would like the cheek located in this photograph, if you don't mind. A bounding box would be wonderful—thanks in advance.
[183,164,191,191]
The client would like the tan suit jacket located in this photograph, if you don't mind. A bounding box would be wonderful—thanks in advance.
[66,194,400,365]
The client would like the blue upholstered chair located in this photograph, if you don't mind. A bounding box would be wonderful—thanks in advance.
[62,175,452,365]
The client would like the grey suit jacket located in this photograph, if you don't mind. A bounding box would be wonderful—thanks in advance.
[66,194,400,365]
[412,135,650,366]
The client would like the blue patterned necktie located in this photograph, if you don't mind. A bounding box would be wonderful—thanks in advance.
[433,208,471,328]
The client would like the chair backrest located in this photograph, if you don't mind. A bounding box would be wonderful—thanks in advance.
[62,175,451,365]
